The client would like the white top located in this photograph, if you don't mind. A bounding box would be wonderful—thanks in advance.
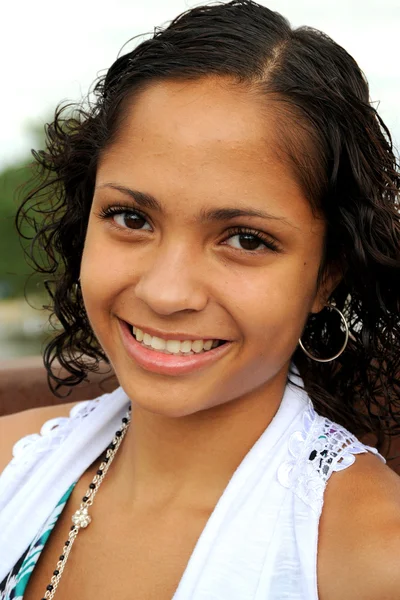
[0,373,384,598]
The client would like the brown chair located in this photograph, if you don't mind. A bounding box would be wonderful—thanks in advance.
[1,356,399,475]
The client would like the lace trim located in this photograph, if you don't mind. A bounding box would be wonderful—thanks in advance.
[10,399,101,468]
[277,403,385,513]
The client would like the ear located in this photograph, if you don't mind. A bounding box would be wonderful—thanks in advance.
[310,262,343,314]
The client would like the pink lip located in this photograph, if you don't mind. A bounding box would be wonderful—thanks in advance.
[118,319,232,376]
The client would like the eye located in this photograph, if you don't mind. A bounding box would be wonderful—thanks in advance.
[98,205,152,231]
[224,226,282,253]
[97,205,282,253]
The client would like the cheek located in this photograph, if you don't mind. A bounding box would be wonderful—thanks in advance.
[79,224,122,329]
[233,260,318,353]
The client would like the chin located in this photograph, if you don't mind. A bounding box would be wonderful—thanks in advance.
[114,372,208,419]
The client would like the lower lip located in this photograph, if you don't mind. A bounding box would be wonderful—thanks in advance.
[118,320,232,376]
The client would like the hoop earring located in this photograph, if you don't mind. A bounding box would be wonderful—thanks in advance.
[298,304,349,363]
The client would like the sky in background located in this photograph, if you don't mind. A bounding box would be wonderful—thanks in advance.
[1,0,399,169]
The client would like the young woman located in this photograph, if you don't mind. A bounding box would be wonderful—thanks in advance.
[1,1,399,598]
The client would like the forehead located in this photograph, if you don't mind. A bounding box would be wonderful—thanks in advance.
[97,77,319,230]
[113,77,277,165]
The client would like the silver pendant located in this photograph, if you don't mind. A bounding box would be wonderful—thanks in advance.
[72,506,92,528]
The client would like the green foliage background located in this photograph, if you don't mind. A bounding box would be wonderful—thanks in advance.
[0,126,47,299]
[0,161,35,297]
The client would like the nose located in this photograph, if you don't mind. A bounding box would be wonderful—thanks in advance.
[134,243,209,316]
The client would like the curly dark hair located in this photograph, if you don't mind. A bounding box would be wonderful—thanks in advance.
[17,0,400,453]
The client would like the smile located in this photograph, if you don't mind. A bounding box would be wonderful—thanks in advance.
[118,320,232,376]
[132,325,224,356]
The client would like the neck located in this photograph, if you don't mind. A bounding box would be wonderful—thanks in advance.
[109,370,288,512]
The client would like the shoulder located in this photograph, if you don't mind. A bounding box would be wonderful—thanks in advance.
[318,451,400,600]
[0,401,83,474]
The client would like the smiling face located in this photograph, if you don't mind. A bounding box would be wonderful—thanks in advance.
[80,76,331,417]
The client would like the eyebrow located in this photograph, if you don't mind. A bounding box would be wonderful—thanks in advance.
[96,182,295,227]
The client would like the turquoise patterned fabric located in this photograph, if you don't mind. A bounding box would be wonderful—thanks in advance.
[0,484,75,599]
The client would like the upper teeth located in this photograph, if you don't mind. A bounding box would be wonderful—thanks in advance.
[133,326,219,354]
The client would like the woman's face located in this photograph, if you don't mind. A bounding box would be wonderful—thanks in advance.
[81,77,330,417]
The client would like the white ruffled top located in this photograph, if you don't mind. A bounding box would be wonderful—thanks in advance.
[0,374,384,598]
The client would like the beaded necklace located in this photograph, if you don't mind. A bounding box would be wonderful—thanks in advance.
[41,406,131,599]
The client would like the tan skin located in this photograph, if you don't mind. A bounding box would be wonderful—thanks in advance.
[1,76,400,599]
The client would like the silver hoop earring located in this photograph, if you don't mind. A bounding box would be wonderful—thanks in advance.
[298,304,349,363]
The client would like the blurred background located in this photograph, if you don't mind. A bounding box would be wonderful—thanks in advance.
[0,0,399,361]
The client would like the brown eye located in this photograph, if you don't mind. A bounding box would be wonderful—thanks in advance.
[224,226,281,253]
[112,211,151,230]
[227,232,265,252]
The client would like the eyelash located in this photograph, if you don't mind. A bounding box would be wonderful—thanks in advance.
[97,205,282,254]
